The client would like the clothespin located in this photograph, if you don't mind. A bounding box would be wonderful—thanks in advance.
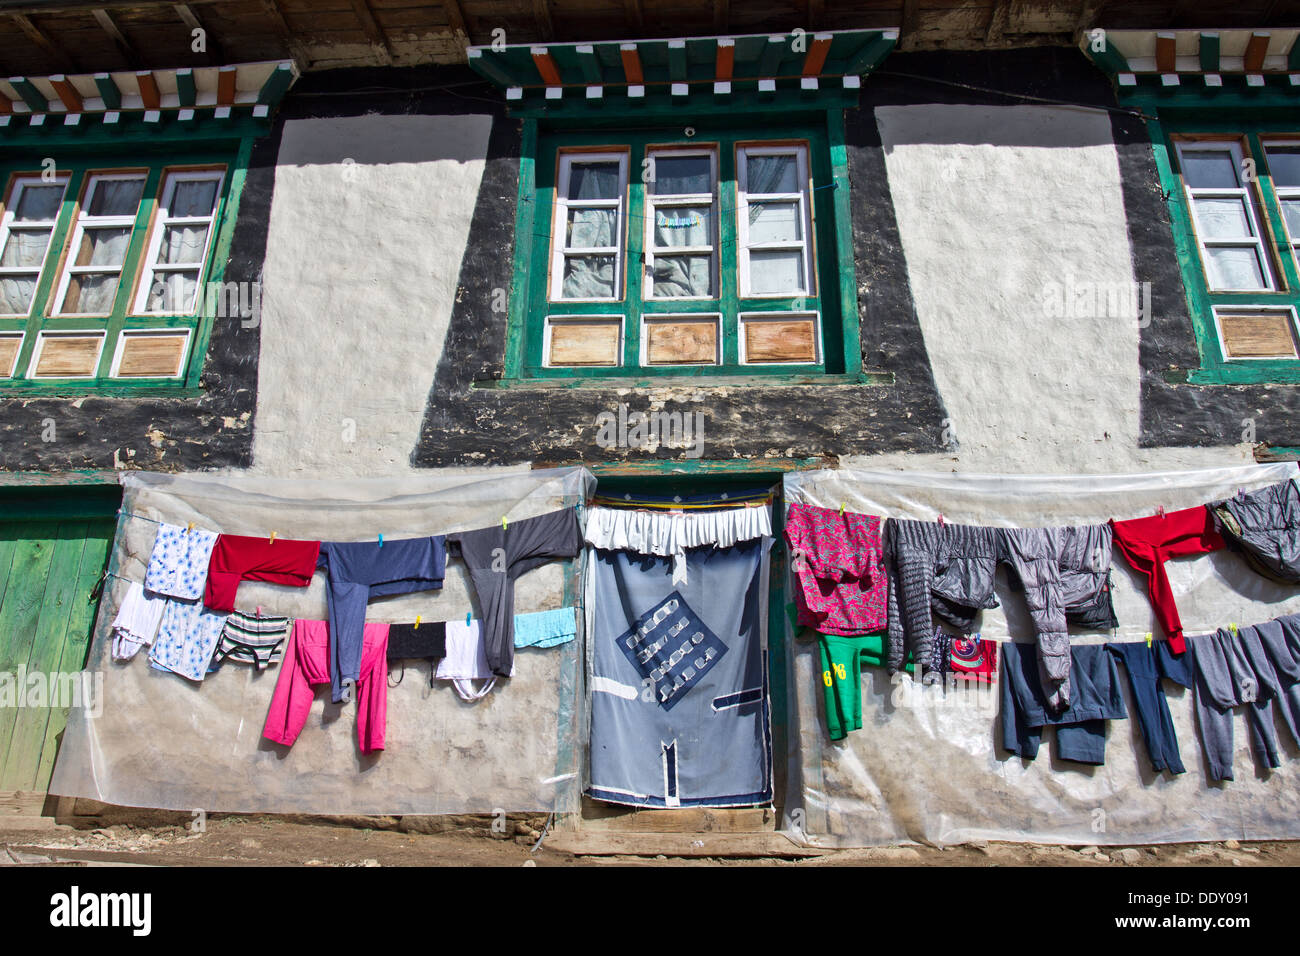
[1145,632,1153,647]
[269,530,277,544]
[414,614,421,630]
[1229,622,1239,636]
[256,605,263,618]
[378,533,384,548]
[839,502,845,516]
[938,513,945,527]
[186,521,195,533]
[1155,505,1165,518]
[466,611,472,627]
[502,516,508,530]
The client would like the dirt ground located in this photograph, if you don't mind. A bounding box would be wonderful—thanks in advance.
[2,815,1299,866]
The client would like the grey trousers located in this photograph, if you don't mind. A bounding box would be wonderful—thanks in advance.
[1189,628,1286,781]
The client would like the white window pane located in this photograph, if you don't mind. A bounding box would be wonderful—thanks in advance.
[170,179,219,217]
[146,271,199,312]
[1282,198,1300,237]
[650,156,711,195]
[75,227,132,267]
[566,207,615,248]
[87,178,145,217]
[0,276,37,312]
[1206,246,1265,290]
[15,184,64,221]
[1,228,52,267]
[652,255,713,297]
[567,162,621,200]
[561,255,615,298]
[746,154,798,193]
[62,273,120,313]
[654,206,710,247]
[749,250,804,294]
[1194,197,1253,239]
[1182,150,1239,188]
[748,201,802,243]
[1267,146,1300,188]
[156,224,210,265]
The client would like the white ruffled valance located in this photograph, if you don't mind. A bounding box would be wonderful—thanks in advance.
[584,505,773,584]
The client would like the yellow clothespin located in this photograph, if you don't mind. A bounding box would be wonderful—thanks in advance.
[186,521,195,533]
[414,614,421,630]
[839,502,845,516]
[269,530,277,544]
[502,515,508,530]
[1145,632,1153,647]
[1229,622,1239,636]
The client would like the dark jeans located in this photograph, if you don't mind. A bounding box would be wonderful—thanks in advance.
[1106,640,1191,775]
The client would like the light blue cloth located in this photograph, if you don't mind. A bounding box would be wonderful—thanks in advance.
[149,598,230,681]
[143,522,217,600]
[514,607,578,648]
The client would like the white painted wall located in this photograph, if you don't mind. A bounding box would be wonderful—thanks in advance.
[250,113,493,477]
[859,103,1250,474]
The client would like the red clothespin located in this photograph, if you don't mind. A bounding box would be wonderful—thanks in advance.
[256,605,264,619]
[1155,505,1165,518]
[937,513,945,527]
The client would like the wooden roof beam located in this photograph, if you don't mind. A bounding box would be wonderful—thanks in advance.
[91,8,141,70]
[217,64,235,104]
[348,0,394,65]
[136,69,160,109]
[623,0,642,35]
[49,74,82,111]
[8,76,47,112]
[175,3,224,65]
[620,42,643,84]
[1199,31,1220,73]
[12,13,76,73]
[532,0,554,43]
[1154,32,1176,73]
[531,47,561,86]
[715,38,733,81]
[713,0,727,34]
[442,0,469,45]
[802,33,831,76]
[985,0,1009,44]
[93,72,120,108]
[1244,31,1270,73]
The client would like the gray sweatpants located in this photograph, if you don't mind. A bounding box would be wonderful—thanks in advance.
[1188,628,1284,781]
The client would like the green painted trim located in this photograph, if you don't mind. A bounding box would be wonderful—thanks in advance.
[0,112,272,148]
[9,79,47,113]
[1117,77,1300,110]
[93,74,121,110]
[479,371,891,390]
[827,108,861,377]
[508,87,860,120]
[1199,33,1220,73]
[1259,446,1300,459]
[1085,43,1130,77]
[0,470,121,487]
[257,63,296,107]
[579,457,828,476]
[176,69,197,107]
[1147,111,1300,385]
[504,119,537,381]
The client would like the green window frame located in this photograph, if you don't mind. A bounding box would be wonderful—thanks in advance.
[0,141,248,394]
[503,110,863,383]
[1150,111,1300,384]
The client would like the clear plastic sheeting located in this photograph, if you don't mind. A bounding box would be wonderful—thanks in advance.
[782,464,1300,847]
[49,468,594,816]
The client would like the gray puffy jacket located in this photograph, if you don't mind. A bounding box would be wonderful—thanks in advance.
[1209,477,1300,585]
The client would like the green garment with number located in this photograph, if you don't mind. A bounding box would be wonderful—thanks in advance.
[818,632,914,740]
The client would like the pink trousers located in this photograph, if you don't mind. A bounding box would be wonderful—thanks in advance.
[263,619,390,754]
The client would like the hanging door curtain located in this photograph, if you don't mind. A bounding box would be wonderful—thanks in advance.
[586,505,774,808]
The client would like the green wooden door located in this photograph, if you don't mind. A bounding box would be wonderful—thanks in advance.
[0,487,118,792]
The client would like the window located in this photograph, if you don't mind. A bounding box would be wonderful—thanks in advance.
[0,156,232,388]
[1157,127,1300,383]
[513,117,856,380]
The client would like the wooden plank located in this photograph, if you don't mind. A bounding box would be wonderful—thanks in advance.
[548,320,620,366]
[91,7,141,70]
[1,523,86,791]
[531,0,553,43]
[0,336,21,376]
[116,332,188,377]
[645,318,718,365]
[743,316,817,363]
[440,0,469,43]
[1199,31,1220,73]
[1219,313,1299,358]
[0,523,58,790]
[802,34,831,76]
[715,37,733,80]
[48,75,83,112]
[1244,31,1270,73]
[136,69,161,109]
[580,797,773,832]
[546,831,819,858]
[347,0,394,63]
[217,64,236,104]
[93,72,121,108]
[623,0,642,34]
[713,0,727,34]
[33,336,102,377]
[531,48,561,85]
[1155,32,1176,73]
[620,43,643,84]
[35,519,112,789]
[11,13,76,73]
